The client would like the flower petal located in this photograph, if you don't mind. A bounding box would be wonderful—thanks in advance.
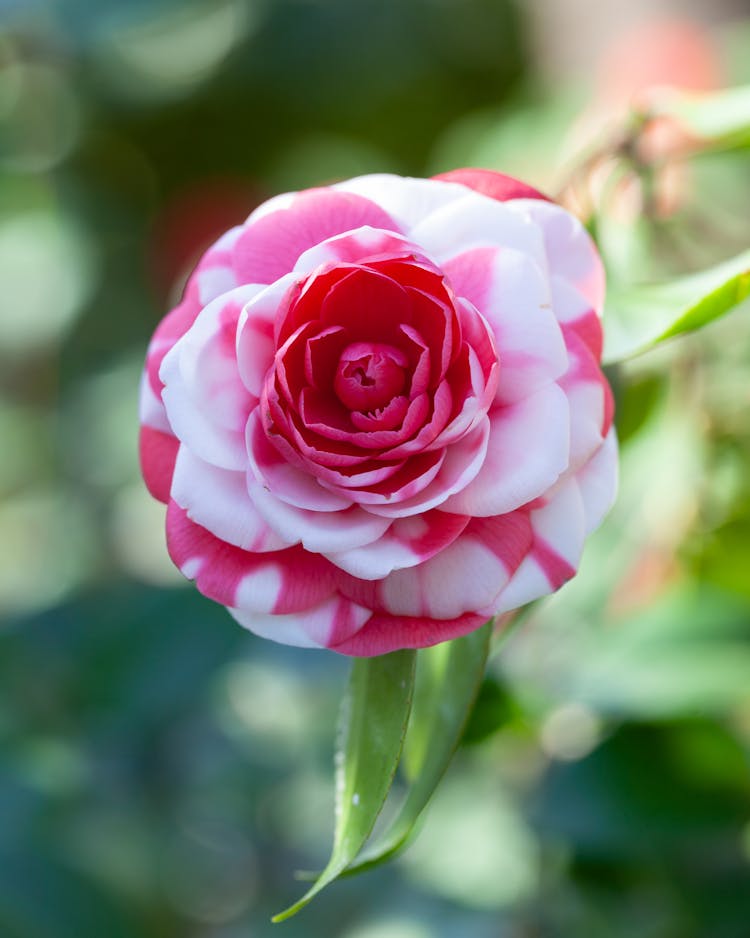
[442,246,568,404]
[576,428,618,533]
[236,273,301,398]
[442,384,570,517]
[328,610,487,657]
[334,173,468,233]
[139,425,179,504]
[507,198,606,314]
[364,416,491,518]
[408,192,547,269]
[552,275,604,360]
[325,509,470,579]
[433,168,550,203]
[245,408,352,511]
[160,285,262,470]
[293,226,422,274]
[171,445,289,551]
[559,330,614,473]
[339,508,533,619]
[165,500,337,613]
[230,595,372,650]
[247,479,392,552]
[232,189,400,285]
[491,478,586,615]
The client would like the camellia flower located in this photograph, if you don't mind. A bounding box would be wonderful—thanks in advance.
[140,170,617,656]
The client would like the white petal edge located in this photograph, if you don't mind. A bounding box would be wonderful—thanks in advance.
[170,445,290,552]
[442,383,571,517]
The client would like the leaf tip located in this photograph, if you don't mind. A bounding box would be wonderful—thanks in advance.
[271,899,307,924]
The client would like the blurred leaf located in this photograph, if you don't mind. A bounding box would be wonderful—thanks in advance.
[564,587,750,718]
[461,672,513,746]
[344,623,491,874]
[603,249,750,362]
[697,517,750,600]
[611,371,665,446]
[273,650,416,921]
[650,84,750,149]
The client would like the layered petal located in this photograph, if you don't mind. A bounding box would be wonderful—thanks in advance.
[166,501,337,613]
[506,198,606,314]
[171,445,288,551]
[491,479,586,615]
[443,246,568,404]
[338,508,533,619]
[325,509,470,579]
[160,285,262,470]
[230,595,373,650]
[442,384,570,517]
[140,171,618,656]
[433,168,551,204]
[232,188,400,285]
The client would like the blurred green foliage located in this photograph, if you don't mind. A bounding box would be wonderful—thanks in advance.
[1,0,750,935]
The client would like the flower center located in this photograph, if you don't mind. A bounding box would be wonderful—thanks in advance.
[333,341,407,412]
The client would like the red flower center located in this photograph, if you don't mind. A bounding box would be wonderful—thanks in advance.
[333,342,408,412]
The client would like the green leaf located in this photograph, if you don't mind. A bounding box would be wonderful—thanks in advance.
[603,249,750,363]
[649,84,750,149]
[342,622,491,875]
[272,649,416,922]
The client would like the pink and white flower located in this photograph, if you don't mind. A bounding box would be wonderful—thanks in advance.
[139,169,617,656]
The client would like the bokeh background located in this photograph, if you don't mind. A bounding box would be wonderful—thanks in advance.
[2,0,750,935]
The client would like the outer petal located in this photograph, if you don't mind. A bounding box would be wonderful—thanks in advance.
[144,225,243,404]
[490,479,586,615]
[139,370,172,434]
[552,275,604,360]
[559,331,614,473]
[506,198,606,315]
[333,174,470,233]
[442,384,570,517]
[230,596,372,650]
[160,285,262,470]
[325,509,471,580]
[232,189,400,285]
[139,425,179,504]
[575,428,618,534]
[338,508,532,619]
[433,168,551,203]
[236,273,301,398]
[442,246,568,404]
[408,193,547,270]
[171,445,289,551]
[165,501,337,614]
[328,610,487,657]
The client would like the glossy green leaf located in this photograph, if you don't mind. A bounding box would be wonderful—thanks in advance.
[343,622,491,875]
[603,249,750,363]
[272,649,416,922]
[649,84,750,149]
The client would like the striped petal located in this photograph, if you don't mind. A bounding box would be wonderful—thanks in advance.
[443,246,568,404]
[325,509,470,579]
[230,595,372,649]
[491,479,586,615]
[166,501,337,614]
[171,445,289,552]
[442,384,570,517]
[232,188,400,285]
[160,285,261,470]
